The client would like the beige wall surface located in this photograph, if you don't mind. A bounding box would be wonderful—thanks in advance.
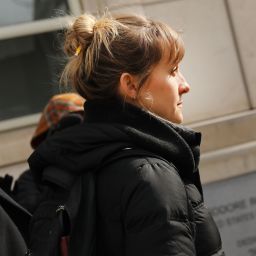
[0,126,33,180]
[143,0,249,123]
[227,0,256,108]
[0,127,33,167]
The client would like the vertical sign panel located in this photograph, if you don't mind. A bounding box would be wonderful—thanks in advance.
[204,171,256,256]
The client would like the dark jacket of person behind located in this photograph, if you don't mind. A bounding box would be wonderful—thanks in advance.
[0,187,30,256]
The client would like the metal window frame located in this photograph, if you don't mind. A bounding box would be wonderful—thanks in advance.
[67,0,82,15]
[0,0,82,129]
[0,16,72,40]
[0,0,83,40]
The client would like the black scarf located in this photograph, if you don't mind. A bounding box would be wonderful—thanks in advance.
[84,99,201,180]
[28,98,202,192]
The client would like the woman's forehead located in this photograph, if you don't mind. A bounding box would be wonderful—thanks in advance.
[159,46,182,67]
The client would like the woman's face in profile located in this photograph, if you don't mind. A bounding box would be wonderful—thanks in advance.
[138,53,190,124]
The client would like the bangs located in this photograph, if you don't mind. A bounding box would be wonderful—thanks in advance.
[154,21,185,67]
[166,34,185,67]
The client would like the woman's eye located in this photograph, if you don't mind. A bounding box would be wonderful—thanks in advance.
[170,66,178,75]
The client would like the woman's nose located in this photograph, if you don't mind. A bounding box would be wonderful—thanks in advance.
[179,81,190,94]
[178,71,190,94]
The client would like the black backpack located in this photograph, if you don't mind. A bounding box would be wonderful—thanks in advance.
[26,148,173,256]
[27,170,96,256]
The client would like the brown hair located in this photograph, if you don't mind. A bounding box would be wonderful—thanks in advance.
[61,13,184,100]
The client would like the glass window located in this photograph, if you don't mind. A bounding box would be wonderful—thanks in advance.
[0,31,69,120]
[0,0,69,27]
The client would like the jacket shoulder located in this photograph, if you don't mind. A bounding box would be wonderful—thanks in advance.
[97,152,197,255]
[102,148,180,179]
[98,151,189,218]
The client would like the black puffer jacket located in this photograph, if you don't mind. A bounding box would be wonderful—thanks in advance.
[28,99,224,256]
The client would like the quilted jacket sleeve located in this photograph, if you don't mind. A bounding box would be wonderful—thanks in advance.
[122,161,196,256]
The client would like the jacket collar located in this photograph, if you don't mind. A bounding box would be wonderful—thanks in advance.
[84,98,201,179]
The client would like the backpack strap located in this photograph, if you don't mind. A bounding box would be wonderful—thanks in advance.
[68,172,96,256]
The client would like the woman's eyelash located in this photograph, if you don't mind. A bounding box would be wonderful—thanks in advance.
[170,66,178,74]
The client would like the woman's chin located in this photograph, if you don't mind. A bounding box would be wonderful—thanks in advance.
[168,113,183,124]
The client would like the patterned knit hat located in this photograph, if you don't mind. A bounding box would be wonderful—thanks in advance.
[31,93,85,149]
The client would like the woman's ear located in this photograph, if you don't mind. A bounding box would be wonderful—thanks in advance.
[119,73,139,100]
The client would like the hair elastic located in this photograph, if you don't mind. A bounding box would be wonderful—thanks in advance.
[75,45,82,56]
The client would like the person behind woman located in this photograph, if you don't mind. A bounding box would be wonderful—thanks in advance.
[14,93,85,214]
[28,13,224,256]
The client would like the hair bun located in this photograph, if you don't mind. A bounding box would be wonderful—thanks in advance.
[64,14,96,56]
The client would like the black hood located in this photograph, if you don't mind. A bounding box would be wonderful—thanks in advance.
[28,99,201,189]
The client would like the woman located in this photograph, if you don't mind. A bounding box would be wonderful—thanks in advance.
[29,13,224,255]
